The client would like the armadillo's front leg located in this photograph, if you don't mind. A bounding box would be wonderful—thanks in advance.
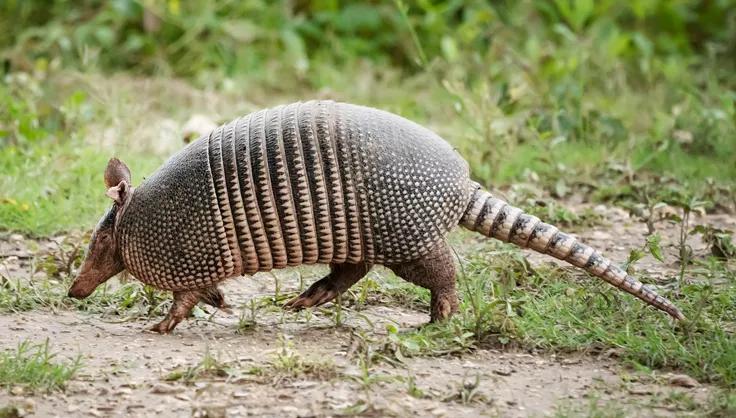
[150,289,204,334]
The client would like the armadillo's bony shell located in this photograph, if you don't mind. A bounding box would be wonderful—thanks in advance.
[118,101,474,290]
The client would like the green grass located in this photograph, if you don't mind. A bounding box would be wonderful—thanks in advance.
[554,398,629,418]
[554,389,736,418]
[0,143,162,235]
[0,275,170,319]
[514,264,736,388]
[708,390,736,418]
[164,339,336,385]
[0,340,81,393]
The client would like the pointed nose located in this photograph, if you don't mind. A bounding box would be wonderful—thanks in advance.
[67,286,85,299]
[67,277,93,299]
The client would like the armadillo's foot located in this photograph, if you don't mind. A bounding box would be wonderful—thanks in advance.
[284,262,372,311]
[429,288,459,322]
[199,285,233,314]
[284,279,340,310]
[149,317,178,334]
[149,289,203,334]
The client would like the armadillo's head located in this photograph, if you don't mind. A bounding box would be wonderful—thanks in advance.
[68,158,133,299]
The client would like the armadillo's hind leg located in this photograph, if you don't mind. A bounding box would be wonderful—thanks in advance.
[386,240,458,322]
[284,262,372,311]
[150,289,203,334]
[199,285,233,314]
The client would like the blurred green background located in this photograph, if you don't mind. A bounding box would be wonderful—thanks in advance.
[1,0,735,234]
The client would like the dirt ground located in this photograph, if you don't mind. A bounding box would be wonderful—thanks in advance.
[1,204,732,417]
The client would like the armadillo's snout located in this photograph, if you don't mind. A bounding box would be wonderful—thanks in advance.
[67,239,125,300]
[67,276,95,299]
[67,288,86,299]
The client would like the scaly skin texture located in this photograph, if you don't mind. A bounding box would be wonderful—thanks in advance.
[69,101,684,333]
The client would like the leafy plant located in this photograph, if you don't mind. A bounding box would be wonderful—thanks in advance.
[693,225,736,260]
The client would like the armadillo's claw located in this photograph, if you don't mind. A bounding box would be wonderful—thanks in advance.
[429,290,459,323]
[283,266,367,311]
[199,286,229,310]
[148,317,180,334]
[283,286,339,311]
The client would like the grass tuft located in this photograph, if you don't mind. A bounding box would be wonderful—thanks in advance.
[514,260,736,388]
[164,348,232,384]
[0,340,81,393]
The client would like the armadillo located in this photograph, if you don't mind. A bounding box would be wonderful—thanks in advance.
[68,100,684,333]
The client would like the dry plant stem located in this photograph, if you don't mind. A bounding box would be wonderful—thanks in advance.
[678,208,691,289]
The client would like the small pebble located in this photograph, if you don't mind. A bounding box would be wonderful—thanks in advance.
[151,384,184,394]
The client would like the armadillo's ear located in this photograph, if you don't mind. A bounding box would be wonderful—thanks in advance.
[104,158,131,189]
[105,181,129,205]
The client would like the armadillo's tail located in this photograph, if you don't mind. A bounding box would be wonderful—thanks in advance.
[460,185,685,320]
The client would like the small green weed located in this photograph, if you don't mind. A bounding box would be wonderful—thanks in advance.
[658,391,699,412]
[235,299,259,334]
[381,322,475,361]
[336,401,376,417]
[0,340,81,393]
[554,397,628,418]
[441,374,487,405]
[269,336,337,383]
[346,354,395,391]
[165,337,339,386]
[706,390,736,418]
[164,348,231,384]
[404,374,425,399]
